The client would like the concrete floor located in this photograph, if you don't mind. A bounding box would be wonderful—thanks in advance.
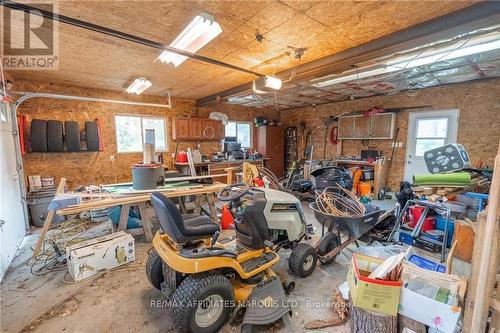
[1,200,397,333]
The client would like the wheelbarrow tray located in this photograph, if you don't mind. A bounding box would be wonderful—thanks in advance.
[310,202,383,239]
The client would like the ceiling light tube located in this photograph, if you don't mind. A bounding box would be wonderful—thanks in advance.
[313,32,500,88]
[388,37,500,70]
[126,78,152,95]
[253,75,282,93]
[158,12,222,67]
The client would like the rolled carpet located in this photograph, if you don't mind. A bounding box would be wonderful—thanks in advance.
[413,172,471,185]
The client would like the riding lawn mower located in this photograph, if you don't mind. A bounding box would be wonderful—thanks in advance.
[145,183,318,333]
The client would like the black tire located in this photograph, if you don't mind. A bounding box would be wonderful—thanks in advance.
[289,243,318,278]
[146,249,164,290]
[64,121,81,151]
[30,119,47,152]
[85,121,100,151]
[171,272,233,333]
[317,232,341,265]
[47,120,64,152]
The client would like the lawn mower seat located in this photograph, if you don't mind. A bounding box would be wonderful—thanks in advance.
[150,192,220,244]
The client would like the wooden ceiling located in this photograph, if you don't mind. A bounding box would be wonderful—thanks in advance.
[3,1,478,100]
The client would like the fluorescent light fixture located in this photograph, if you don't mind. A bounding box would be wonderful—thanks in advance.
[313,32,500,88]
[253,76,282,93]
[158,12,222,67]
[126,78,152,95]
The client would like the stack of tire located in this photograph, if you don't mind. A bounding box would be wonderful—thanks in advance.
[30,119,100,152]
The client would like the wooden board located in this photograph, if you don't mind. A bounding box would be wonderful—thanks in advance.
[463,211,499,332]
[56,183,226,216]
[32,178,66,259]
[453,219,475,262]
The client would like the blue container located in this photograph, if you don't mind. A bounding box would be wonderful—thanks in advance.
[435,216,455,247]
[409,254,446,273]
[399,231,414,245]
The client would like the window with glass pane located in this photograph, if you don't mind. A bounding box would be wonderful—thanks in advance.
[225,121,252,148]
[415,117,448,156]
[115,115,167,153]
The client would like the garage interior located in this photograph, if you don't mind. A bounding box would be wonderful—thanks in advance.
[1,1,500,332]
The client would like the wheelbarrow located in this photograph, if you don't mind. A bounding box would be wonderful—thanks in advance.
[310,202,385,264]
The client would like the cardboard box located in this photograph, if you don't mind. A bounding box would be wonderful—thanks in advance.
[347,253,402,316]
[399,263,463,333]
[66,231,135,281]
[399,287,461,333]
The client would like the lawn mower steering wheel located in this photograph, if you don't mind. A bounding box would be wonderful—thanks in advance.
[217,183,250,202]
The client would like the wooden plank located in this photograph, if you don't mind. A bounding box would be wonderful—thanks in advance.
[117,204,130,232]
[138,202,153,242]
[470,141,500,332]
[32,178,66,259]
[193,195,202,215]
[463,211,499,331]
[206,193,218,223]
[57,183,226,216]
[101,173,228,187]
[453,219,475,262]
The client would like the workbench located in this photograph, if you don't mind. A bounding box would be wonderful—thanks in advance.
[333,159,385,197]
[56,183,226,242]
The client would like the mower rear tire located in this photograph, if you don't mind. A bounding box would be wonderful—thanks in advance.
[171,272,233,333]
[146,248,164,291]
[289,243,317,278]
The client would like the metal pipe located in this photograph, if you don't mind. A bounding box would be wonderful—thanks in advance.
[10,91,174,231]
[11,91,172,109]
[2,1,264,78]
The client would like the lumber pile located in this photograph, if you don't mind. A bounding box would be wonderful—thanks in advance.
[412,173,490,197]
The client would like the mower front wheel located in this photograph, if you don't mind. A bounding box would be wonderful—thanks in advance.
[172,272,234,333]
[289,243,318,278]
[146,248,164,290]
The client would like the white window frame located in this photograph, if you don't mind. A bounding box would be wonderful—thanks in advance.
[114,114,168,153]
[225,120,253,148]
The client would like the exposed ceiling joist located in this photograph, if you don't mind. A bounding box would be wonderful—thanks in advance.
[196,1,500,106]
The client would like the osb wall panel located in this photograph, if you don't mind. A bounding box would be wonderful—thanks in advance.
[15,80,275,189]
[281,79,500,191]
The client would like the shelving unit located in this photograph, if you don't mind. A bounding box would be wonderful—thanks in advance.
[388,199,452,262]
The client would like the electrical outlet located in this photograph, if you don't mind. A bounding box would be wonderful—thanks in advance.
[109,155,115,161]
